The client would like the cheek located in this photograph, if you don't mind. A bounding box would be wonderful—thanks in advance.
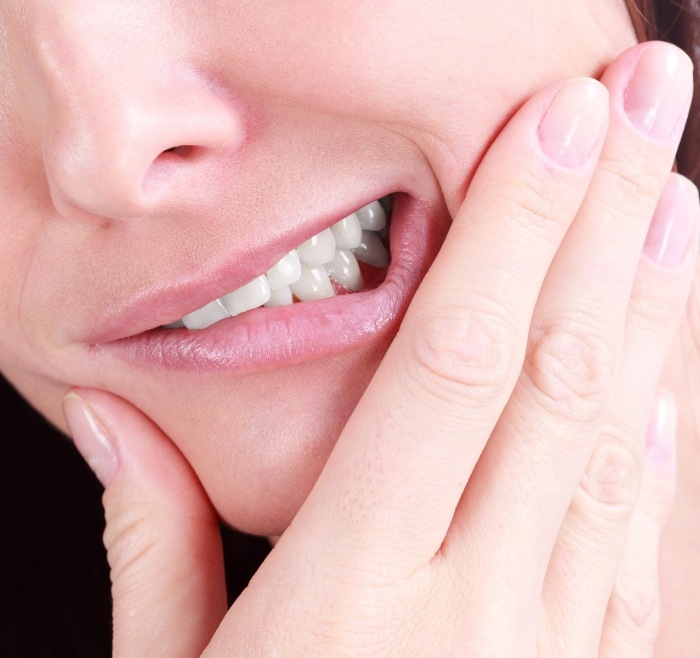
[0,0,638,539]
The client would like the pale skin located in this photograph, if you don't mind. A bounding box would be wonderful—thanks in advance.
[1,1,699,655]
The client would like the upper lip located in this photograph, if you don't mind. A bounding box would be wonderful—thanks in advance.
[84,185,398,344]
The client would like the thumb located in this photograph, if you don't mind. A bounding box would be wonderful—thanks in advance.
[63,389,227,658]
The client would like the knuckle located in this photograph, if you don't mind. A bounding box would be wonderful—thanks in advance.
[595,152,662,211]
[523,319,615,421]
[478,169,567,238]
[407,305,517,405]
[643,464,677,519]
[103,493,160,583]
[300,584,421,658]
[627,287,680,340]
[608,571,660,644]
[577,439,641,517]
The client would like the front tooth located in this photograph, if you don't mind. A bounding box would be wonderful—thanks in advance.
[222,275,271,316]
[181,298,230,330]
[331,213,362,249]
[290,264,335,301]
[297,228,336,267]
[356,201,387,231]
[264,285,293,307]
[353,230,390,268]
[326,248,363,291]
[266,250,301,290]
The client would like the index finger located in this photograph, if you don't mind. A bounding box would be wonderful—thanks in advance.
[293,77,610,565]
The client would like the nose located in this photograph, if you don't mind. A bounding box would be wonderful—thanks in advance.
[42,66,245,221]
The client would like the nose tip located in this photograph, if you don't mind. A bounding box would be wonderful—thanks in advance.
[44,78,245,221]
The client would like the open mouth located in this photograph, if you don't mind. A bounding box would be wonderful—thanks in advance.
[96,190,447,372]
[167,197,393,330]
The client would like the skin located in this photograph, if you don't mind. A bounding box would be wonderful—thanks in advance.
[0,0,637,534]
[65,47,698,655]
[657,321,700,653]
[1,0,700,653]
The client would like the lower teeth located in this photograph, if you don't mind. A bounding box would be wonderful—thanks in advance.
[166,197,392,330]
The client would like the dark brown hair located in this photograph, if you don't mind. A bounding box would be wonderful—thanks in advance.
[626,0,700,184]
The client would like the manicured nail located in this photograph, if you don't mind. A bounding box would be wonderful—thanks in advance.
[643,175,699,268]
[63,393,118,486]
[538,78,608,168]
[645,390,677,470]
[624,44,693,140]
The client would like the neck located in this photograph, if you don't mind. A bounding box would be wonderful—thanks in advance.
[656,264,700,655]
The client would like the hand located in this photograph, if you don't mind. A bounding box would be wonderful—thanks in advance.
[64,41,698,656]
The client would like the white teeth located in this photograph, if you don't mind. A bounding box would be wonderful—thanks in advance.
[222,275,271,316]
[264,285,294,307]
[326,248,363,291]
[353,230,390,268]
[167,197,392,329]
[290,264,335,301]
[331,213,363,249]
[356,201,387,232]
[297,228,336,267]
[182,298,230,330]
[265,250,302,290]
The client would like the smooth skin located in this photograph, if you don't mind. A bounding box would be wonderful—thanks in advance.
[64,42,699,656]
[0,0,642,536]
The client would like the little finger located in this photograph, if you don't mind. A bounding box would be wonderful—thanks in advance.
[598,391,677,657]
[540,173,698,653]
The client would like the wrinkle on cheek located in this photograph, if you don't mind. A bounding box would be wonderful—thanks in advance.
[0,194,44,374]
[0,146,56,372]
[1,216,79,380]
[388,95,520,221]
[405,126,476,220]
[4,230,53,372]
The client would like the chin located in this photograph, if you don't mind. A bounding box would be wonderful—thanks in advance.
[143,343,387,537]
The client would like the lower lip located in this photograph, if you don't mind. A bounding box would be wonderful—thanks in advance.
[99,194,445,373]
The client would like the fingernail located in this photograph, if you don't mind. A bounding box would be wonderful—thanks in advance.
[645,390,677,470]
[538,78,608,167]
[624,44,693,140]
[643,175,699,268]
[63,393,118,486]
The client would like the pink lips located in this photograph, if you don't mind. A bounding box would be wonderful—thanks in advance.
[92,194,449,372]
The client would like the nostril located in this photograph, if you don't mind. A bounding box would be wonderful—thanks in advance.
[142,145,201,198]
[43,63,246,221]
[161,145,194,158]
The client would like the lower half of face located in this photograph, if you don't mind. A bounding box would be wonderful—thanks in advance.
[0,0,636,534]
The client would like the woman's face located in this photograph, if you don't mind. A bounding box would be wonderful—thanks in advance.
[0,1,635,534]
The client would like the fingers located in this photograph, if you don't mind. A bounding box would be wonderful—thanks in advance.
[598,391,677,657]
[538,174,699,652]
[63,390,226,658]
[294,76,610,566]
[442,43,693,591]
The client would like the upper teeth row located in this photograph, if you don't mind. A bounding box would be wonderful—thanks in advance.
[169,200,390,330]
